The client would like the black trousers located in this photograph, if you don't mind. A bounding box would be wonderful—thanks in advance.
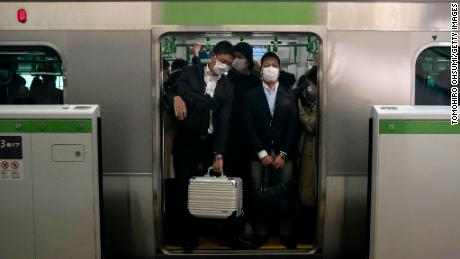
[226,136,253,224]
[170,130,242,243]
[171,130,215,240]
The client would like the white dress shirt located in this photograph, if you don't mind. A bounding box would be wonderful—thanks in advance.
[257,81,280,160]
[262,81,279,116]
[204,64,221,134]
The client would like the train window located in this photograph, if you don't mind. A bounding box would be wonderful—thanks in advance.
[160,33,321,253]
[415,46,451,105]
[0,45,64,105]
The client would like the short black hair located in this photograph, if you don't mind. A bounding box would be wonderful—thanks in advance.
[171,58,188,71]
[279,70,296,88]
[212,40,235,58]
[306,65,318,86]
[297,74,307,88]
[162,58,170,70]
[42,74,56,83]
[260,51,280,66]
[234,42,254,71]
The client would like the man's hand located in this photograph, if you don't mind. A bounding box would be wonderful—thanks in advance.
[213,158,224,173]
[191,42,202,57]
[173,96,187,120]
[272,154,285,170]
[260,155,274,167]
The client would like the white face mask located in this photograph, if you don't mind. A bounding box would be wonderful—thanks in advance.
[262,66,279,82]
[232,58,247,72]
[213,61,229,75]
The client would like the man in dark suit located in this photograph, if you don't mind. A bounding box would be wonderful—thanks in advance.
[243,52,299,249]
[168,41,235,250]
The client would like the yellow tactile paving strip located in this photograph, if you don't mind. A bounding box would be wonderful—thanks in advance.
[165,236,314,250]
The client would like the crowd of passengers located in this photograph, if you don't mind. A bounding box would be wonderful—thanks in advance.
[0,63,63,105]
[163,41,318,251]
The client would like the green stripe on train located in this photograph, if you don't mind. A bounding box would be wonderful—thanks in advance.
[379,120,460,134]
[163,2,317,25]
[0,120,92,133]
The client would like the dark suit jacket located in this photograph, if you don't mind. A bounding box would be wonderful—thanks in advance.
[173,64,234,154]
[243,83,299,160]
[163,70,183,109]
[163,56,204,108]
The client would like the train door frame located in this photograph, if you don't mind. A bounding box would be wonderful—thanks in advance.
[0,41,67,103]
[151,25,328,255]
[410,41,451,105]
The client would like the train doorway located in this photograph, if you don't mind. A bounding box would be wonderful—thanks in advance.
[152,26,326,256]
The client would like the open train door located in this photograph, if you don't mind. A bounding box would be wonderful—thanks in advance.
[152,25,327,258]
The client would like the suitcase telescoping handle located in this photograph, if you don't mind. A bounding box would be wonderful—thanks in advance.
[206,166,226,177]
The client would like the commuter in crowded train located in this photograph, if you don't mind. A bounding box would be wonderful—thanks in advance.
[168,59,189,88]
[162,53,202,246]
[183,41,250,248]
[296,66,318,239]
[0,63,29,104]
[29,74,63,104]
[243,52,299,249]
[162,58,190,246]
[226,42,261,199]
[163,58,188,108]
[294,65,317,108]
[162,58,189,178]
[185,41,265,247]
[163,42,204,109]
[226,42,262,243]
[169,40,235,250]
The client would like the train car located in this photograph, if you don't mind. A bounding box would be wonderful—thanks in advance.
[0,1,455,258]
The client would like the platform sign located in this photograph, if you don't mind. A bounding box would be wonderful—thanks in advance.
[0,136,23,180]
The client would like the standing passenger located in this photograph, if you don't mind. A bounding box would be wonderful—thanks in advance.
[296,66,318,243]
[243,52,299,249]
[226,42,261,245]
[227,42,260,197]
[164,58,189,110]
[297,66,318,210]
[169,41,235,250]
[228,42,261,181]
[163,58,189,245]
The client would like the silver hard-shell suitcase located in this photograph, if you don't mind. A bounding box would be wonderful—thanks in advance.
[188,167,243,219]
